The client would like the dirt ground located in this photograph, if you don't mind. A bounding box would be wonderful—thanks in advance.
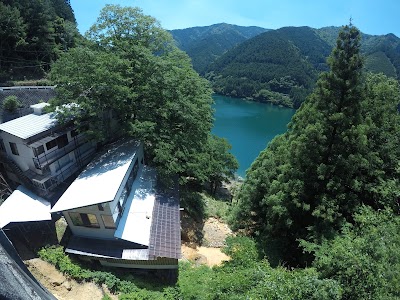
[180,217,232,267]
[26,258,117,300]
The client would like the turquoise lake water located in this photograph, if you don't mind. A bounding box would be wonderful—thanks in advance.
[212,95,295,177]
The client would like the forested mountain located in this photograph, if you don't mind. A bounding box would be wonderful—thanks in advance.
[317,26,400,78]
[170,23,268,74]
[0,0,80,83]
[207,26,331,108]
[173,24,400,108]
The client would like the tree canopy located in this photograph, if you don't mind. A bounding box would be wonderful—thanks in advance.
[49,5,237,185]
[231,24,400,265]
[0,0,79,82]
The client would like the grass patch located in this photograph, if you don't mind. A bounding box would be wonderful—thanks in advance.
[201,192,231,223]
[38,246,179,297]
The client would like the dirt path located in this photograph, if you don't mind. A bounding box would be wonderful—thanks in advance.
[25,258,117,300]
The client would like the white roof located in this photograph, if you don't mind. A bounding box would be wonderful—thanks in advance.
[0,186,51,228]
[30,103,50,109]
[51,139,141,212]
[0,112,57,139]
[114,166,156,246]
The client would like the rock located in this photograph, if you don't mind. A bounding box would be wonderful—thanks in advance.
[62,280,72,291]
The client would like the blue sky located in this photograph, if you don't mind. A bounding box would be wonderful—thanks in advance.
[70,0,400,37]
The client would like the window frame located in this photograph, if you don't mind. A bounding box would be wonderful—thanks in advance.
[33,145,45,156]
[9,142,19,156]
[68,212,100,228]
[46,139,57,151]
[101,214,116,229]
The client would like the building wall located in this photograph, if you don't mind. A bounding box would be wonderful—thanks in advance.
[99,258,178,270]
[62,142,145,240]
[0,132,34,172]
[63,203,116,239]
[109,144,144,222]
[0,125,97,194]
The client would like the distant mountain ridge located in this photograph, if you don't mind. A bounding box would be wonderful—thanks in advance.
[170,23,269,74]
[172,24,400,108]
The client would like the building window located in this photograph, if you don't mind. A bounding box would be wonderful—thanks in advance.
[9,142,19,155]
[69,212,100,228]
[46,139,57,151]
[97,204,104,211]
[101,215,116,229]
[126,159,139,190]
[0,139,5,152]
[33,145,45,156]
[118,186,129,207]
[57,134,68,149]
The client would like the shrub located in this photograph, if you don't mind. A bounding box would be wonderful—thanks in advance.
[3,95,21,112]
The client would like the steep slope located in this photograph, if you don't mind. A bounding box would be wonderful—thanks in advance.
[317,26,400,79]
[208,27,329,107]
[171,23,268,74]
[0,0,80,83]
[206,26,400,108]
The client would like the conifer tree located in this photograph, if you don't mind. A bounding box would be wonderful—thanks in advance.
[231,24,400,264]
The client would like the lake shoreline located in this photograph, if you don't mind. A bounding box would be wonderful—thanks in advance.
[212,94,295,177]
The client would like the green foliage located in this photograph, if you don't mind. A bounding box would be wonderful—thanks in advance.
[364,51,397,78]
[303,207,400,300]
[206,27,329,107]
[50,5,236,187]
[38,246,91,281]
[2,95,21,112]
[179,236,342,300]
[232,24,400,265]
[202,25,400,108]
[49,46,132,141]
[39,239,343,299]
[202,192,231,222]
[0,0,80,81]
[178,263,214,300]
[193,135,238,195]
[171,23,268,74]
[38,245,180,297]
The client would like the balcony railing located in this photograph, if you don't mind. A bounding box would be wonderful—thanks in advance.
[32,145,96,195]
[33,134,89,169]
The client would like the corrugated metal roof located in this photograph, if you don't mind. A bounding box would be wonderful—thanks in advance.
[0,113,57,139]
[114,167,157,246]
[50,139,141,212]
[0,186,51,228]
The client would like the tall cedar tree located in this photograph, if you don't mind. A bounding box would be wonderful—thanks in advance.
[231,24,400,265]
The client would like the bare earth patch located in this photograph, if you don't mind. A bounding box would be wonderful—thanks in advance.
[25,258,117,300]
[181,217,232,267]
[202,217,232,247]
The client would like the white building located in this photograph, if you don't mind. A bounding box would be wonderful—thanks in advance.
[0,103,96,196]
[0,100,181,270]
[51,139,181,269]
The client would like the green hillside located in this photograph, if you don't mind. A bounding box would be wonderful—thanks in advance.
[0,0,80,83]
[207,27,331,107]
[317,27,400,79]
[170,23,268,74]
[202,26,400,108]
